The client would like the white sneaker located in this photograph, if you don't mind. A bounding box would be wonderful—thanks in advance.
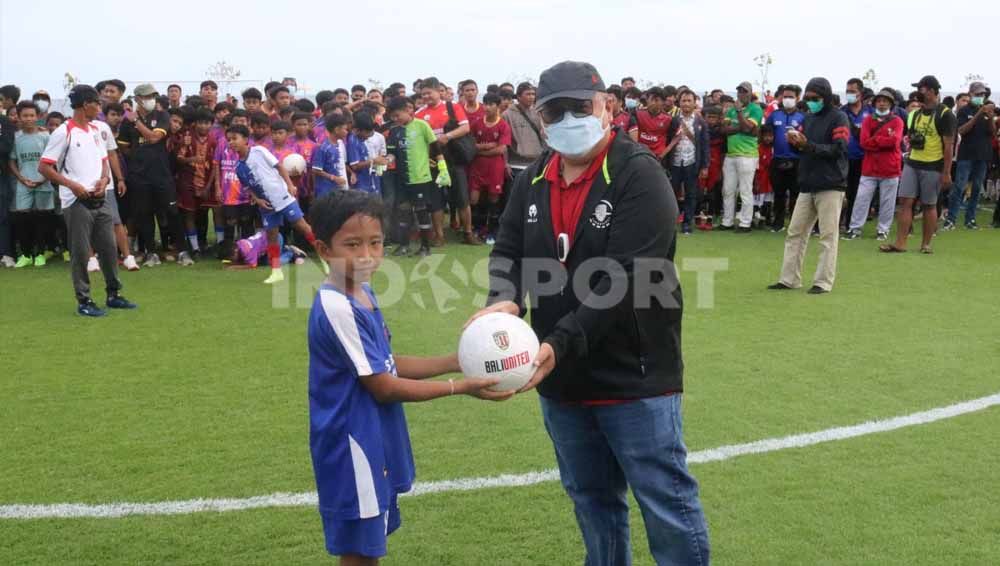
[123,255,140,271]
[0,255,15,268]
[87,256,100,272]
[143,253,161,268]
[177,251,194,266]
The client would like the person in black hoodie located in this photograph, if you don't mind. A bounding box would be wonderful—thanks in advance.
[467,61,710,565]
[768,77,850,294]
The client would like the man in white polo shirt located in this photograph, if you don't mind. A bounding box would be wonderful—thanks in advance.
[39,85,137,317]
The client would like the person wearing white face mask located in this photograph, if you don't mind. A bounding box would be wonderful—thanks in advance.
[840,78,873,231]
[120,83,194,266]
[468,60,710,566]
[764,84,806,231]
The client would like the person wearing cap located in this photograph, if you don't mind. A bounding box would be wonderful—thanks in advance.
[469,61,710,565]
[944,81,995,231]
[882,75,956,254]
[120,83,194,266]
[720,81,764,231]
[38,85,137,316]
[843,88,904,241]
[502,82,545,169]
[768,77,850,294]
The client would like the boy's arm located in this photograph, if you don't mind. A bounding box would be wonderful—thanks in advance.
[213,161,223,202]
[359,371,511,403]
[8,159,35,187]
[276,162,297,197]
[394,354,460,380]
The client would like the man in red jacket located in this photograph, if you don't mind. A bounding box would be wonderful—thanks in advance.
[844,88,904,241]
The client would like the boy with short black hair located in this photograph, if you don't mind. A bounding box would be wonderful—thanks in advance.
[249,111,273,150]
[306,189,507,564]
[227,124,319,284]
[385,96,450,257]
[8,101,56,267]
[699,105,726,229]
[176,108,218,254]
[312,114,350,197]
[241,88,263,114]
[291,112,318,203]
[45,112,64,134]
[347,112,386,195]
[215,115,254,257]
[468,93,511,243]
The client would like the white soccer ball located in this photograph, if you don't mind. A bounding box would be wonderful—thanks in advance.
[458,312,540,392]
[283,153,307,177]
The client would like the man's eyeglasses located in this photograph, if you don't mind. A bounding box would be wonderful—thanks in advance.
[538,98,594,124]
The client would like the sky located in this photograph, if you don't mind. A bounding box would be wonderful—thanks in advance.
[0,0,991,101]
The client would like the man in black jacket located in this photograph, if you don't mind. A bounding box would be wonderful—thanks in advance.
[769,77,850,295]
[467,61,709,565]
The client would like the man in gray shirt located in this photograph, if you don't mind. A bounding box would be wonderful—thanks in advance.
[502,82,545,168]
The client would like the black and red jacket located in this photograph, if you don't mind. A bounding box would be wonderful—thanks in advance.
[797,77,851,193]
[486,129,684,402]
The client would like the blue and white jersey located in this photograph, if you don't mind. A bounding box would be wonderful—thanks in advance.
[308,283,415,521]
[235,145,295,212]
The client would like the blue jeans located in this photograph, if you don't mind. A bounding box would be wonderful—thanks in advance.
[947,160,988,226]
[540,394,710,566]
[670,163,700,230]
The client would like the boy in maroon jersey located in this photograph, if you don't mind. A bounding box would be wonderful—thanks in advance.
[290,112,318,205]
[176,108,218,254]
[468,93,511,243]
[635,87,671,160]
[698,105,727,229]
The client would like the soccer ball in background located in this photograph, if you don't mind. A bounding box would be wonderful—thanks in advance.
[459,313,540,392]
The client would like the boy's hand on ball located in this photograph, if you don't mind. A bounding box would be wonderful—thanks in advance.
[461,378,515,401]
[517,343,555,394]
[463,301,519,329]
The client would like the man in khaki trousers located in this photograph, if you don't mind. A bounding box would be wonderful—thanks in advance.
[768,77,851,295]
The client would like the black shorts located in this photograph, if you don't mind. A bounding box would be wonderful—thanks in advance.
[399,182,436,209]
[446,163,470,210]
[223,204,255,222]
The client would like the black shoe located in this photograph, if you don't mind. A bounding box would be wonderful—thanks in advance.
[718,224,734,231]
[417,245,431,257]
[841,230,861,240]
[77,300,107,317]
[392,245,411,257]
[767,282,794,290]
[736,226,752,233]
[107,295,137,309]
[807,286,829,295]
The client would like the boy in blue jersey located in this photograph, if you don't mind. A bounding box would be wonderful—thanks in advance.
[227,124,321,284]
[307,190,511,564]
[312,113,350,197]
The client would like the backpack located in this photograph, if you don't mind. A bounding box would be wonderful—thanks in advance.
[443,101,478,165]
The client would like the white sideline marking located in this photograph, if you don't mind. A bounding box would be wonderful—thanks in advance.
[3,392,999,521]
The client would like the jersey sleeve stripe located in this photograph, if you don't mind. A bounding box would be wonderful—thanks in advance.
[348,434,382,519]
[319,289,374,376]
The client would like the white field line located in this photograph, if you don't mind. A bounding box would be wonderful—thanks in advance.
[3,392,999,521]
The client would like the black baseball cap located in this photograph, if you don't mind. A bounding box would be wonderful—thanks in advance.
[536,61,607,107]
[911,75,942,90]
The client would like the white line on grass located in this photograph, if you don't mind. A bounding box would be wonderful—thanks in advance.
[3,392,999,520]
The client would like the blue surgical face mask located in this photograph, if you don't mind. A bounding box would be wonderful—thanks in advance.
[625,98,638,110]
[543,105,609,159]
[846,93,859,105]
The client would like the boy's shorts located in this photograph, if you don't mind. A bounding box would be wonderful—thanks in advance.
[261,200,304,230]
[13,186,55,212]
[322,493,401,558]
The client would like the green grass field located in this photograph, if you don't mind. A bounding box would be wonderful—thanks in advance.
[2,215,1000,565]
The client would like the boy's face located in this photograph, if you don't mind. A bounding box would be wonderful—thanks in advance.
[484,102,499,118]
[646,96,664,113]
[421,87,440,107]
[106,111,123,128]
[252,122,271,139]
[391,108,412,125]
[275,91,291,110]
[215,109,230,123]
[294,119,311,138]
[354,128,372,140]
[101,85,123,104]
[227,132,248,153]
[272,128,288,145]
[334,92,349,105]
[332,124,349,140]
[232,116,249,127]
[46,118,62,133]
[705,113,720,127]
[762,132,774,146]
[195,119,212,136]
[244,98,262,113]
[318,214,385,285]
[352,90,365,102]
[462,84,478,104]
[169,115,184,133]
[18,108,37,129]
[367,91,382,104]
[499,96,512,112]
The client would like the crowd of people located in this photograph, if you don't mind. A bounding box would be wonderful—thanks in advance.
[0,72,996,307]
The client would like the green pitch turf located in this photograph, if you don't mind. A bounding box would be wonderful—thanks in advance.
[2,216,999,565]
